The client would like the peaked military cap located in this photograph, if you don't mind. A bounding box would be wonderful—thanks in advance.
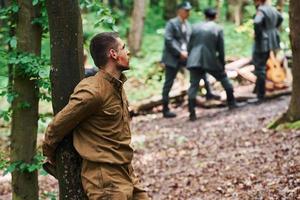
[177,1,192,10]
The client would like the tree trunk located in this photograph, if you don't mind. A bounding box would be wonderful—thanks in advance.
[46,0,86,199]
[226,0,248,25]
[189,0,199,11]
[216,0,222,21]
[11,0,41,199]
[2,0,15,94]
[286,0,300,121]
[128,0,147,56]
[163,0,178,20]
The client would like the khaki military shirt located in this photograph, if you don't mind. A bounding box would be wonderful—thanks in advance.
[43,70,133,164]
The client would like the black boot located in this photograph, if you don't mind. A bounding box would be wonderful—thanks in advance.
[226,89,245,109]
[248,78,265,104]
[163,101,176,118]
[256,78,265,102]
[206,93,221,100]
[204,76,221,100]
[188,99,197,121]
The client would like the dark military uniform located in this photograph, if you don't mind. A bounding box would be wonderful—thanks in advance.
[187,20,236,117]
[253,3,283,99]
[43,70,149,200]
[161,16,192,112]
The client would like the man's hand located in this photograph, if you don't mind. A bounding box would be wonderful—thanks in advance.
[180,51,188,61]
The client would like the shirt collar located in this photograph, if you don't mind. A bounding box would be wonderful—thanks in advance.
[99,69,127,90]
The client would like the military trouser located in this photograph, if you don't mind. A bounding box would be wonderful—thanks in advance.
[188,68,233,101]
[162,66,213,111]
[252,51,270,99]
[162,66,180,109]
[81,159,149,200]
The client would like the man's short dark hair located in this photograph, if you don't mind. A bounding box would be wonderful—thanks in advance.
[204,8,217,19]
[90,32,119,68]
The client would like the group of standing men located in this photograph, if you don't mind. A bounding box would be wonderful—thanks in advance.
[161,0,283,121]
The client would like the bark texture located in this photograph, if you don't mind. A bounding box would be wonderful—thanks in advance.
[286,0,300,121]
[46,0,86,199]
[128,0,147,56]
[11,0,41,199]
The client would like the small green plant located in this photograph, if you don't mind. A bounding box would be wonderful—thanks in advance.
[3,153,45,175]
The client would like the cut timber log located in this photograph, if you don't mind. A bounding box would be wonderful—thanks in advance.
[225,57,252,70]
[196,85,291,108]
[130,89,187,114]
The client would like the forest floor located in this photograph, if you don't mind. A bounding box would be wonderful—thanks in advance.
[1,95,300,199]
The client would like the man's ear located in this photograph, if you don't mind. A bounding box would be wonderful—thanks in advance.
[109,49,117,60]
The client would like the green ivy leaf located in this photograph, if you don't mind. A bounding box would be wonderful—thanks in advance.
[11,4,19,13]
[27,165,38,172]
[32,0,39,6]
[3,161,20,176]
[9,37,17,49]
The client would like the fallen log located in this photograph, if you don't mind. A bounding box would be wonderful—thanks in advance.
[196,85,291,108]
[225,57,252,70]
[130,89,187,114]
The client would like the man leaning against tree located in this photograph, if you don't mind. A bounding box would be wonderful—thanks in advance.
[42,32,149,200]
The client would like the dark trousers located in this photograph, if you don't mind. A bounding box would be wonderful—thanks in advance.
[188,68,233,101]
[162,66,180,105]
[252,51,269,98]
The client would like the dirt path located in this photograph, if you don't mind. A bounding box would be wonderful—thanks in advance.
[131,96,300,199]
[1,96,299,199]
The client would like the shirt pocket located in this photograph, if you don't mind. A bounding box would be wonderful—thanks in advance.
[102,105,122,121]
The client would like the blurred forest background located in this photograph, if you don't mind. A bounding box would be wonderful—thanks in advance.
[0,0,297,199]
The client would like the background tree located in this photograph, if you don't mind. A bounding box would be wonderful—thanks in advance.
[226,0,249,25]
[0,0,16,93]
[276,0,285,12]
[163,0,178,20]
[189,0,199,11]
[46,0,86,199]
[270,0,300,127]
[128,0,147,56]
[10,0,42,199]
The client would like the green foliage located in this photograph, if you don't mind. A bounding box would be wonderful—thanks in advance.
[41,192,57,200]
[31,0,49,34]
[3,153,45,175]
[0,0,51,119]
[0,50,51,120]
[0,152,9,171]
[273,121,300,131]
[80,0,117,31]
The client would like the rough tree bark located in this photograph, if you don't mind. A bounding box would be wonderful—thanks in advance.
[270,0,300,127]
[284,0,300,120]
[11,0,41,199]
[128,0,147,56]
[46,0,86,199]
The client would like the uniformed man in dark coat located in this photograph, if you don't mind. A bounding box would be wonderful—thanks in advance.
[161,1,192,118]
[161,1,219,118]
[187,8,240,121]
[251,0,283,103]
